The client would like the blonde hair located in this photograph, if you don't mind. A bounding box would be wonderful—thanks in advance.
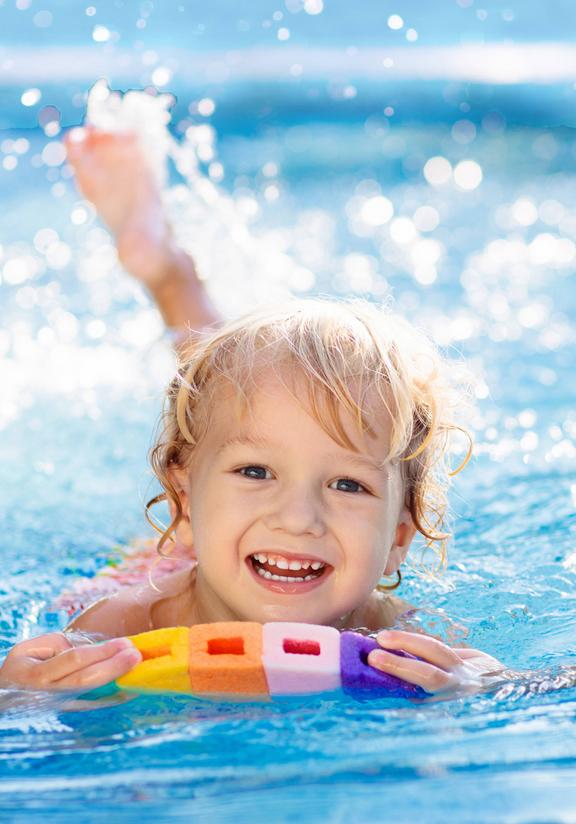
[147,299,471,574]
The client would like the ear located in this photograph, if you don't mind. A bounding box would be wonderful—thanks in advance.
[166,467,195,554]
[383,506,416,575]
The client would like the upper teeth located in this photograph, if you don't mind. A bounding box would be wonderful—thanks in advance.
[252,553,325,571]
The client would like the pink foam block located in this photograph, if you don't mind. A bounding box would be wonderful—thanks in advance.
[262,622,342,695]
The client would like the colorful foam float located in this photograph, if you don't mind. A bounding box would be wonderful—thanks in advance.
[114,621,426,700]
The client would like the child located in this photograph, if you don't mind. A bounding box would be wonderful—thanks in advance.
[0,129,502,698]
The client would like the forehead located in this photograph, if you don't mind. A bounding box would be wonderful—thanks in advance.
[203,370,393,459]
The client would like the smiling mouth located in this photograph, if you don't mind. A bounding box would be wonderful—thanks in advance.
[248,553,330,584]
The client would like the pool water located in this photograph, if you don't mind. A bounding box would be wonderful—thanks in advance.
[1,41,576,824]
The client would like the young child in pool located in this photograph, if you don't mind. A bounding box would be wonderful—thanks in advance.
[0,128,502,697]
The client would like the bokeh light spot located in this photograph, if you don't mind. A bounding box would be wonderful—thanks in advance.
[21,88,42,107]
[360,196,394,226]
[423,156,452,186]
[92,25,110,42]
[413,205,440,232]
[512,198,538,226]
[41,142,66,167]
[454,160,483,190]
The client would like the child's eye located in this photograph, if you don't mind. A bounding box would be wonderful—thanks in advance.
[237,465,272,480]
[329,478,367,494]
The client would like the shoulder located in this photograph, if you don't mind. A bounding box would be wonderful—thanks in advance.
[66,586,154,639]
[67,566,196,639]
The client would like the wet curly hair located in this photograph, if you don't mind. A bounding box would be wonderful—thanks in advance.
[146,298,471,576]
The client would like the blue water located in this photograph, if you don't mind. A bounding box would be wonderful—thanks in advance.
[2,2,576,821]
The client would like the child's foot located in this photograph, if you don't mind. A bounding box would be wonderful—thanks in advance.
[65,127,174,287]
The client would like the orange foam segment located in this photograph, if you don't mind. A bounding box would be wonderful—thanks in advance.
[188,622,269,695]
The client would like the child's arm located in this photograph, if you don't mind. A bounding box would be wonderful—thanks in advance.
[67,584,158,637]
[0,633,141,692]
[369,629,503,697]
[145,246,221,346]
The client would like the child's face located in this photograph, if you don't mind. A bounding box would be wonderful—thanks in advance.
[172,373,415,627]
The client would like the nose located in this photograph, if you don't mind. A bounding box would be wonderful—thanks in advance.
[263,483,326,538]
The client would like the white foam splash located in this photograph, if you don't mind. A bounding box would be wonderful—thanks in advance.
[86,79,174,188]
[84,81,297,317]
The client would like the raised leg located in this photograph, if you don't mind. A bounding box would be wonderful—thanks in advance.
[65,126,221,342]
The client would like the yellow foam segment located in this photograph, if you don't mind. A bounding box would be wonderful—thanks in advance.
[188,622,269,695]
[116,627,191,693]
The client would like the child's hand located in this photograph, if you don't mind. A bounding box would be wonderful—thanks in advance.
[0,633,142,692]
[368,629,503,698]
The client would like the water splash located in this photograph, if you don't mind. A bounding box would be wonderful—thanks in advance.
[86,79,173,188]
[85,80,296,317]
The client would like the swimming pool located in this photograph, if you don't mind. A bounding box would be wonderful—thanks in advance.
[2,4,576,822]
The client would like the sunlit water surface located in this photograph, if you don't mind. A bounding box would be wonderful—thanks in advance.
[1,84,575,822]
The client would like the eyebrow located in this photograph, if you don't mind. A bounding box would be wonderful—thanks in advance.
[218,435,387,474]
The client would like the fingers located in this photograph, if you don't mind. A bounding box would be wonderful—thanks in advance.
[453,647,488,660]
[38,638,139,683]
[368,633,504,696]
[9,633,74,661]
[51,645,142,691]
[1,635,142,692]
[453,648,503,672]
[375,629,463,670]
[368,648,460,694]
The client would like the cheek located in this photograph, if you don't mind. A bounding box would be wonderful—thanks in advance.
[340,510,389,564]
[189,476,253,546]
[346,502,397,564]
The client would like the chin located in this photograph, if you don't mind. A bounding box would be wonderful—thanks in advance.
[250,603,330,626]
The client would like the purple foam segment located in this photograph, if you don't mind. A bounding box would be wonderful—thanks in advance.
[340,632,427,700]
[262,622,342,695]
